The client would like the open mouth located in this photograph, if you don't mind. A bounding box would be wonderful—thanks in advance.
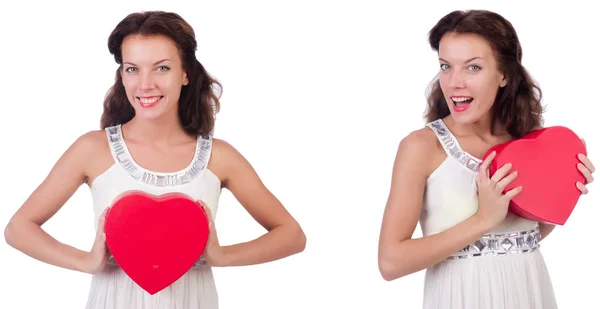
[451,96,473,109]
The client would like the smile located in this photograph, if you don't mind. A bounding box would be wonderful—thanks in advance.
[137,96,164,108]
[451,96,473,112]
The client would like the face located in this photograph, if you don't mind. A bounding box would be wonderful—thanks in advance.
[120,34,188,121]
[438,32,507,124]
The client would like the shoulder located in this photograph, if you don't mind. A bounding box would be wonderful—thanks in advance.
[63,129,108,159]
[44,129,111,184]
[396,126,439,158]
[206,138,249,183]
[392,126,443,178]
[210,138,241,161]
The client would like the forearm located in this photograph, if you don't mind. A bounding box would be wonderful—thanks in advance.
[219,223,305,267]
[539,223,556,240]
[379,215,490,281]
[4,217,90,273]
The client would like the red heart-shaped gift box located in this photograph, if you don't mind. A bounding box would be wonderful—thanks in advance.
[483,126,586,225]
[104,191,209,294]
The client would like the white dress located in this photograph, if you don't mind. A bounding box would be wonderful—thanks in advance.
[420,119,558,309]
[85,124,222,309]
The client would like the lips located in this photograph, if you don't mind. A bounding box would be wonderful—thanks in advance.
[137,96,163,108]
[451,96,473,112]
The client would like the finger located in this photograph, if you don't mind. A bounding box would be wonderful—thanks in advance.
[479,151,496,176]
[576,182,589,194]
[490,163,513,183]
[495,170,518,191]
[93,232,107,253]
[578,163,595,184]
[97,213,107,235]
[578,154,596,174]
[98,207,109,221]
[99,207,109,220]
[207,222,219,246]
[196,200,209,214]
[502,185,523,201]
[99,233,107,247]
[199,202,214,221]
[475,168,486,184]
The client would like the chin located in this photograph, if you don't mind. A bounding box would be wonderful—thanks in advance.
[450,114,473,125]
[131,102,172,121]
[132,108,165,121]
[448,107,479,125]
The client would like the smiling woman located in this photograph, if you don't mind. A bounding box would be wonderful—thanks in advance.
[4,11,306,309]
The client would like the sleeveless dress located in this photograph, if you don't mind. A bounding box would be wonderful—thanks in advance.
[85,124,221,309]
[420,119,558,309]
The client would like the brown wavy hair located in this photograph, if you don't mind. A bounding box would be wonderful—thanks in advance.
[425,10,544,138]
[100,11,221,136]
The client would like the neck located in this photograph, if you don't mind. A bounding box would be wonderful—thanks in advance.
[448,111,505,140]
[125,111,190,145]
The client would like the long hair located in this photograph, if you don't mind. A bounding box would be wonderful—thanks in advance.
[425,10,544,138]
[100,11,221,136]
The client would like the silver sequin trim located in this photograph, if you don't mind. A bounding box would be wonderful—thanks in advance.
[426,119,482,173]
[105,125,212,187]
[106,254,208,268]
[446,226,541,260]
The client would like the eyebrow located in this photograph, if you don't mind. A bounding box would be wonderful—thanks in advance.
[438,57,483,63]
[123,59,172,66]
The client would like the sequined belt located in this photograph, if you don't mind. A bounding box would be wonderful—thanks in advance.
[105,255,208,268]
[446,226,541,260]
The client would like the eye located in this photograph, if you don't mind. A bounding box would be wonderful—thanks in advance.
[124,67,137,73]
[157,66,170,71]
[468,65,481,71]
[440,64,450,71]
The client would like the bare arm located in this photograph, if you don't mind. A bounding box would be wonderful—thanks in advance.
[4,131,104,273]
[209,139,306,267]
[377,130,490,281]
[539,223,556,240]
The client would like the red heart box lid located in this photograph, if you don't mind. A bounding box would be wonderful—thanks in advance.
[104,190,210,294]
[483,126,586,225]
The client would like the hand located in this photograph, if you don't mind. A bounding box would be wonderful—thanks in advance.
[576,139,595,194]
[197,200,227,267]
[82,207,110,274]
[474,151,523,230]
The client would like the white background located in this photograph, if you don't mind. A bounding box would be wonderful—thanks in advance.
[0,0,597,308]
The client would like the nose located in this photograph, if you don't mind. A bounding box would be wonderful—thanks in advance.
[449,70,465,89]
[138,71,156,91]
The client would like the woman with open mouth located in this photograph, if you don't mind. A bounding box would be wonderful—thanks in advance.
[377,9,595,309]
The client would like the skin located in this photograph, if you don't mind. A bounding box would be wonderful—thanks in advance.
[377,32,595,281]
[4,34,306,274]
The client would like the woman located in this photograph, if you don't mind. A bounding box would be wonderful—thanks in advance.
[377,10,595,309]
[4,11,306,309]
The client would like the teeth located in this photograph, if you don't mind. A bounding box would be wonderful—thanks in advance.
[140,97,161,104]
[452,97,473,102]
